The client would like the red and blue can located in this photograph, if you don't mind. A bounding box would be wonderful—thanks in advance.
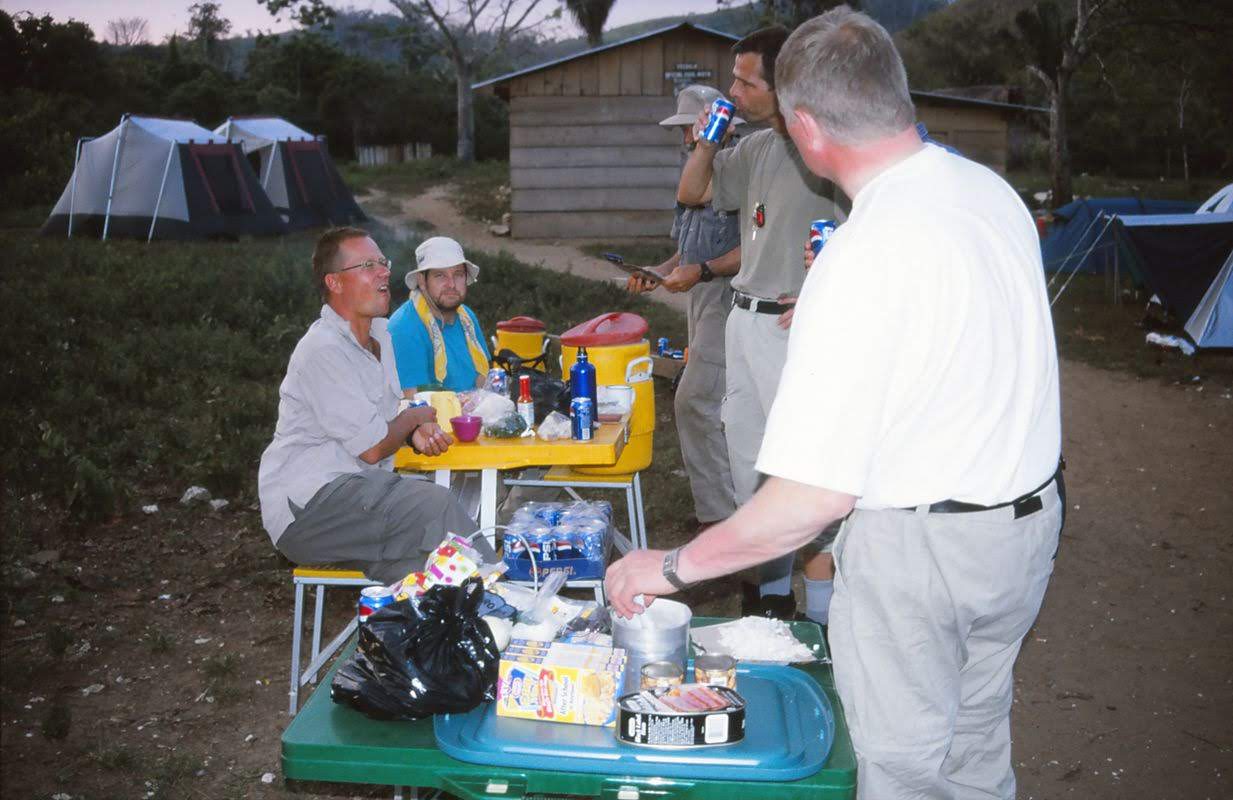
[487,367,508,395]
[570,397,594,441]
[358,586,395,621]
[656,337,670,356]
[809,219,837,258]
[701,99,736,144]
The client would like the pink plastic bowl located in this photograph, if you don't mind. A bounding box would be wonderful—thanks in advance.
[450,415,482,442]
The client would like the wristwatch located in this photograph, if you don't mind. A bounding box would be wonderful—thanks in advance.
[698,260,715,282]
[662,547,696,591]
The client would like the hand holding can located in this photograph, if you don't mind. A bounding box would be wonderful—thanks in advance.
[699,99,736,146]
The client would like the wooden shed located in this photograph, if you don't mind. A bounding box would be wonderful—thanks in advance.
[477,22,1042,238]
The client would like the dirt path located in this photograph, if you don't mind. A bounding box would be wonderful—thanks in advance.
[367,184,691,314]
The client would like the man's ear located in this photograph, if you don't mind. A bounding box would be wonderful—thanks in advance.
[324,272,341,296]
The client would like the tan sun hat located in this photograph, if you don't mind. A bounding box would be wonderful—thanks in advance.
[659,84,746,128]
[407,236,479,288]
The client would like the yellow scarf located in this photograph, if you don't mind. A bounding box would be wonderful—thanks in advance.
[410,290,490,383]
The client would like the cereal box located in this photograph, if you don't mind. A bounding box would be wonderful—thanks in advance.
[496,640,626,727]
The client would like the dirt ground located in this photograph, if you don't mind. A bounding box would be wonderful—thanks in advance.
[3,187,1231,800]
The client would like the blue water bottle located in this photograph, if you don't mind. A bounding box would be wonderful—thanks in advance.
[570,347,598,427]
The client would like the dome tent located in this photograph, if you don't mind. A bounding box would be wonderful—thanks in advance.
[41,115,287,241]
[215,116,366,230]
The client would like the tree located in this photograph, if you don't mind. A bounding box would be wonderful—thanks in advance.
[106,17,149,46]
[262,0,557,163]
[564,0,615,48]
[187,2,232,64]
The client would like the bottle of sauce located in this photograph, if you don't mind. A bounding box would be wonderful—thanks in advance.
[517,374,535,431]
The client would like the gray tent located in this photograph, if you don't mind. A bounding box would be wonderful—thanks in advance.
[215,117,365,230]
[41,115,287,241]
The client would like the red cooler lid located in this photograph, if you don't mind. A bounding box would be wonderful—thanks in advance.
[496,315,546,333]
[560,312,648,347]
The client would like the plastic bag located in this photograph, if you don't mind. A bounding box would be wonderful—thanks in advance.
[330,578,500,721]
[537,411,571,441]
[483,412,527,438]
[466,390,516,424]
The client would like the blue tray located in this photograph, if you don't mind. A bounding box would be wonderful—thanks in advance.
[434,663,835,782]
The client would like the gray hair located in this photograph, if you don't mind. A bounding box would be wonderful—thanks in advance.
[775,6,915,145]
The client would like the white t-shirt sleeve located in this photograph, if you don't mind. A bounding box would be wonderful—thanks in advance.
[756,236,907,497]
[296,346,390,457]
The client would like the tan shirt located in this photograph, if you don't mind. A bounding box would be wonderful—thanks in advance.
[712,129,848,300]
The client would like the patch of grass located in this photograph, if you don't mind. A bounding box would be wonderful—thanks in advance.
[337,156,463,197]
[579,239,680,268]
[145,628,174,654]
[41,696,71,740]
[46,624,73,658]
[89,743,140,771]
[201,652,239,680]
[148,750,201,800]
[452,160,510,223]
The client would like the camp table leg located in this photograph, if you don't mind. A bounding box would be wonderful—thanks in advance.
[289,581,306,714]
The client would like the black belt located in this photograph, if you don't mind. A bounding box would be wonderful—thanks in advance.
[732,291,790,315]
[904,462,1065,520]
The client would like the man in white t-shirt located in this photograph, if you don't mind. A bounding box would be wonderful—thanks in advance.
[605,8,1063,799]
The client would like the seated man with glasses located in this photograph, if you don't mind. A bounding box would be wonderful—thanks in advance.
[258,227,494,583]
[388,236,491,394]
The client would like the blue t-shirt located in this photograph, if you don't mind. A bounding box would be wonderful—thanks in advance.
[387,303,491,392]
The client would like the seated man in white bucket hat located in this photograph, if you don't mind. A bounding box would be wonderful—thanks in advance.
[388,236,491,393]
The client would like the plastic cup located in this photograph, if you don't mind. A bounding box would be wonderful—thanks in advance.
[449,415,482,442]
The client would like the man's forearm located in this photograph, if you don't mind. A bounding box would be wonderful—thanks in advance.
[676,477,855,583]
[678,144,717,206]
[657,251,682,275]
[706,245,741,277]
[359,409,421,463]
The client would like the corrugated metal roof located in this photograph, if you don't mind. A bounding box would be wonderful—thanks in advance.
[473,21,738,90]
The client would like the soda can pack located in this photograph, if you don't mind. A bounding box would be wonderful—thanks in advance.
[809,219,837,258]
[571,396,594,441]
[700,99,736,144]
[358,586,395,621]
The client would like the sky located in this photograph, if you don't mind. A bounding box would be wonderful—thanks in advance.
[1,0,726,41]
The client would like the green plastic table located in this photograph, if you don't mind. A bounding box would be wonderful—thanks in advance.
[282,618,856,800]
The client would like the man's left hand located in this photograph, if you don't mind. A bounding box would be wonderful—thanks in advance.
[412,423,453,456]
[604,548,676,619]
[777,295,798,329]
[661,263,702,293]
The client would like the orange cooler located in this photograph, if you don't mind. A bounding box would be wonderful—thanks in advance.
[560,313,654,474]
[494,316,547,370]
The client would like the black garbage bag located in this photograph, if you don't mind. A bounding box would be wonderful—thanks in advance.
[330,577,499,721]
[492,349,571,423]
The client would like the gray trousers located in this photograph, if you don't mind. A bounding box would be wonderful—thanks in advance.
[829,483,1062,800]
[277,471,484,584]
[674,357,737,523]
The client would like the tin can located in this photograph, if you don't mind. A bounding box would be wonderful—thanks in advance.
[570,396,594,441]
[809,219,837,258]
[693,653,737,689]
[397,398,429,413]
[701,99,736,144]
[656,337,670,356]
[640,660,685,691]
[358,586,395,622]
[487,367,508,395]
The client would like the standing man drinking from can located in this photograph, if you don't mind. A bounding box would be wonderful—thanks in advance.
[678,26,848,623]
[627,84,742,533]
[607,8,1064,798]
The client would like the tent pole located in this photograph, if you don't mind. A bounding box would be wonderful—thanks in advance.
[148,139,177,242]
[101,117,129,242]
[67,137,86,239]
[261,145,276,189]
[1113,225,1120,305]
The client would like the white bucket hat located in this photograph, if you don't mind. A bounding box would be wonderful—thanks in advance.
[659,84,745,128]
[407,236,480,289]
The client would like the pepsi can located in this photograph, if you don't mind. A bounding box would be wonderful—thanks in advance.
[358,586,395,622]
[809,219,837,258]
[701,99,736,144]
[570,397,594,441]
[656,337,670,356]
[487,367,508,395]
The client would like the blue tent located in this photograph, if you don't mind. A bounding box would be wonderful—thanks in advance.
[1041,197,1197,274]
[1185,248,1233,348]
[1113,212,1233,326]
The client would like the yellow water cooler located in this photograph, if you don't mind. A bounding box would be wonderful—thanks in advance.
[493,316,548,371]
[560,312,654,475]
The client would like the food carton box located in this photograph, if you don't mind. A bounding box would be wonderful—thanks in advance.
[496,641,626,727]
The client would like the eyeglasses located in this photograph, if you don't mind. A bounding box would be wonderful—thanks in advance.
[336,257,392,274]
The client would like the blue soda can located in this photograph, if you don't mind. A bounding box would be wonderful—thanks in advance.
[701,99,736,144]
[809,219,837,258]
[571,397,594,441]
[487,367,508,395]
[656,337,670,356]
[358,586,395,622]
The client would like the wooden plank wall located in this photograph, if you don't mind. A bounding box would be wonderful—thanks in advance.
[505,29,737,238]
[916,104,1010,174]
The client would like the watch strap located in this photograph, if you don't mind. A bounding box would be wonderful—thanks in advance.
[698,261,715,282]
[662,547,694,591]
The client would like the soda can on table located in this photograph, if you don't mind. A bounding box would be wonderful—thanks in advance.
[486,367,508,396]
[701,99,736,144]
[656,337,670,356]
[358,586,395,622]
[571,396,594,441]
[809,219,837,258]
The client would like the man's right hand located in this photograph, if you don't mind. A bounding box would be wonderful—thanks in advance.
[411,422,452,456]
[625,274,658,294]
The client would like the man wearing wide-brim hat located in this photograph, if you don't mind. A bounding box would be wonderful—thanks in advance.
[626,84,743,533]
[389,236,492,393]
